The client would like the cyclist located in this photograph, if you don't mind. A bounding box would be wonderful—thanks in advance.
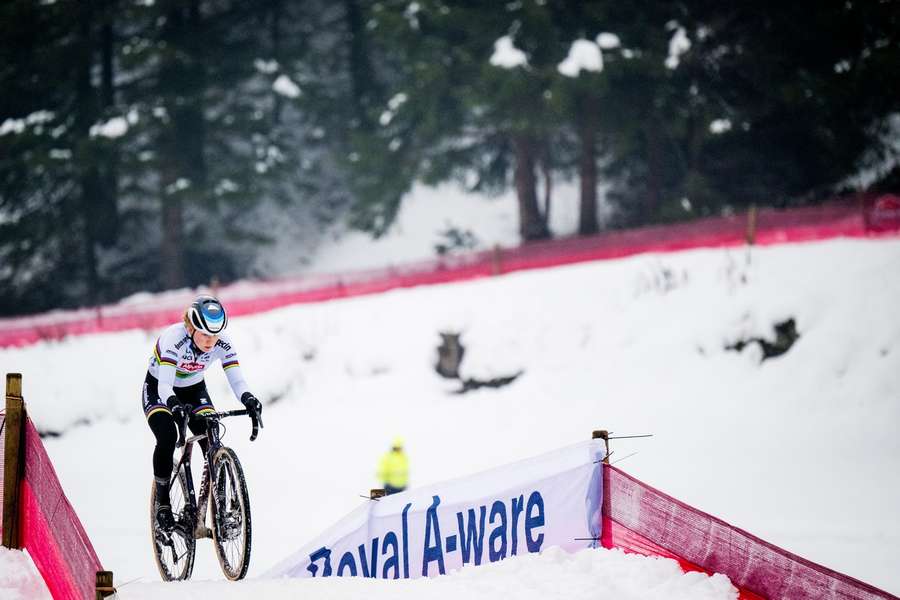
[142,295,263,531]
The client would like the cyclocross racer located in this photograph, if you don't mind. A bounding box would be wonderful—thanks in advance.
[142,295,263,531]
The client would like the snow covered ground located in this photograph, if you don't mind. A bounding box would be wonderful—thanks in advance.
[115,547,738,600]
[1,185,898,598]
[277,180,597,275]
[0,549,49,600]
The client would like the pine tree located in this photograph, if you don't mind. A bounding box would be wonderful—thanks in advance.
[0,0,124,313]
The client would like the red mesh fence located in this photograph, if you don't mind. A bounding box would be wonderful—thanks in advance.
[0,195,897,349]
[601,464,898,600]
[865,194,900,232]
[17,415,103,600]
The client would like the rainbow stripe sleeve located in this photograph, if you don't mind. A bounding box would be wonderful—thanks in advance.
[154,341,177,367]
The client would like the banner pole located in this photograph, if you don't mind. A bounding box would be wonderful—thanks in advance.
[3,373,25,549]
[95,570,115,599]
[592,430,610,464]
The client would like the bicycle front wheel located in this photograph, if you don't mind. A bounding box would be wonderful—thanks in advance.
[150,468,196,581]
[210,446,252,580]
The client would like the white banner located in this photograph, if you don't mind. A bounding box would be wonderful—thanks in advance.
[266,440,605,579]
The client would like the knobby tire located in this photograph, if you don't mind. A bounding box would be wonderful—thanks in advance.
[210,446,252,580]
[150,468,196,581]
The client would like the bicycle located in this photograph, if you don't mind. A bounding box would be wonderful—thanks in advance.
[150,407,262,581]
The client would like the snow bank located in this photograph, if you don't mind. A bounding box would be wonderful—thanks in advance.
[119,547,737,599]
[0,549,51,600]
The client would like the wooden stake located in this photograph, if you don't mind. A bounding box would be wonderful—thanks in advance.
[746,205,758,245]
[95,570,116,599]
[491,244,502,276]
[592,429,610,464]
[3,373,25,549]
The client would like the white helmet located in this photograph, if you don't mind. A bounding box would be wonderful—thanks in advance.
[187,295,228,335]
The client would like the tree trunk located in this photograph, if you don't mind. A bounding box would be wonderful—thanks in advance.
[184,0,207,192]
[160,195,184,290]
[513,134,550,241]
[96,0,119,248]
[644,120,663,224]
[541,141,552,228]
[343,0,380,130]
[100,2,115,108]
[76,3,101,304]
[157,0,207,291]
[270,0,284,125]
[156,3,188,290]
[577,100,599,236]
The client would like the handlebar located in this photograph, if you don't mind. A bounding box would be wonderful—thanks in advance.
[214,409,264,441]
[174,407,264,446]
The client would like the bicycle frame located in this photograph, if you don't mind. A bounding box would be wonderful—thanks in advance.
[169,409,260,540]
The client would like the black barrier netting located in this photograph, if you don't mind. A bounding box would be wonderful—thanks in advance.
[604,465,898,600]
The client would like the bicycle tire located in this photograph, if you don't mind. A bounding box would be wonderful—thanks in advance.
[150,468,196,581]
[210,446,252,580]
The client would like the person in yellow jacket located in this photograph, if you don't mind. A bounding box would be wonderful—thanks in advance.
[377,437,409,495]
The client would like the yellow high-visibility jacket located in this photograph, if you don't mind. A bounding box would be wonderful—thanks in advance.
[377,450,409,489]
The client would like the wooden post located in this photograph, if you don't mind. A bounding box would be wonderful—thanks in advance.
[95,570,115,599]
[592,429,610,464]
[3,373,25,549]
[491,244,502,276]
[745,205,758,245]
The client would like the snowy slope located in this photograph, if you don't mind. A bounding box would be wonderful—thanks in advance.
[285,180,592,275]
[2,236,899,598]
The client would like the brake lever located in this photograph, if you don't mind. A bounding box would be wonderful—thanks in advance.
[249,412,261,442]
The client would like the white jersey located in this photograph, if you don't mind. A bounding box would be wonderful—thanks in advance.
[147,323,249,403]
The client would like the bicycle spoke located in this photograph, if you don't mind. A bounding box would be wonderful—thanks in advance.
[150,468,196,581]
[211,447,252,580]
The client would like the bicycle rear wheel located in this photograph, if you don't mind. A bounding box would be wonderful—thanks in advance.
[150,468,196,581]
[210,446,252,580]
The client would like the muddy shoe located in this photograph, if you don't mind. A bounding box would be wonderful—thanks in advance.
[156,504,176,531]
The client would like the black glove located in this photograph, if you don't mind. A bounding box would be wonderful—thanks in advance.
[166,396,186,419]
[167,396,188,446]
[241,392,262,418]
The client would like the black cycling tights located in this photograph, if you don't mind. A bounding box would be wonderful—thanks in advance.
[147,410,211,481]
[144,375,215,481]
